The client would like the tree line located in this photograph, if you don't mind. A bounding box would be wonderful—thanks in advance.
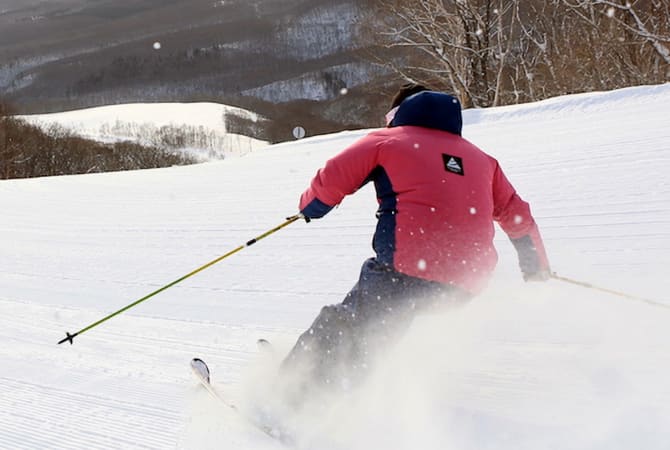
[361,0,669,108]
[0,101,196,180]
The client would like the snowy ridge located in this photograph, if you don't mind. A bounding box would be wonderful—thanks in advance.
[464,82,670,125]
[1,84,669,449]
[19,102,269,160]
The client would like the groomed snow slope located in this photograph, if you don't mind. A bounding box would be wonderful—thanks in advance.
[1,84,669,449]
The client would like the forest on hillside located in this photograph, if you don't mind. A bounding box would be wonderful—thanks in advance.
[361,0,669,108]
[0,102,195,179]
[1,0,667,134]
[1,0,668,179]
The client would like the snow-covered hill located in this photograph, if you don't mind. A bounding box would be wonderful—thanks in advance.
[1,0,372,119]
[1,84,669,449]
[19,102,269,160]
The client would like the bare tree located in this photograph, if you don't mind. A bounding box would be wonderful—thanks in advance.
[364,0,528,108]
[0,103,197,180]
[362,0,669,108]
[564,0,670,65]
[0,101,19,179]
[558,0,670,87]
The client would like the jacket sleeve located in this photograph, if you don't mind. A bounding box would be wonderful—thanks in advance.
[299,133,382,218]
[491,161,550,275]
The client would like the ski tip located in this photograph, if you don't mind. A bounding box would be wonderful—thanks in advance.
[190,358,210,383]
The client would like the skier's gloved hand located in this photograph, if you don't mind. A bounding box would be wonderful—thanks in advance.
[300,198,334,222]
[523,269,551,282]
[511,236,550,283]
[287,213,310,223]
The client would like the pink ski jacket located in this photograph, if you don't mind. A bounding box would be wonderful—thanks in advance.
[299,92,549,294]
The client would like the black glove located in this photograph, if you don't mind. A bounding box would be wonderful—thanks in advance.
[287,213,310,223]
[299,199,333,221]
[511,236,550,283]
[523,269,551,282]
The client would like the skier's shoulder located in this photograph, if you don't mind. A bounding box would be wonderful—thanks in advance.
[352,127,403,148]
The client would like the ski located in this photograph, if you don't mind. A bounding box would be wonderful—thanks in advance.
[190,358,238,411]
[189,357,291,445]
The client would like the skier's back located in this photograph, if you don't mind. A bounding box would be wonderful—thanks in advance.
[278,89,551,407]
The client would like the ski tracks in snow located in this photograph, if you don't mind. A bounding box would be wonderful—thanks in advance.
[1,85,669,449]
[0,297,285,449]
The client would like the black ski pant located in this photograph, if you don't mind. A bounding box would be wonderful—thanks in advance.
[278,257,470,403]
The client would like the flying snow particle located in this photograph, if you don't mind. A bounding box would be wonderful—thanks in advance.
[339,87,349,95]
[417,259,427,271]
[476,28,483,36]
[153,42,161,50]
[413,143,420,149]
[514,215,524,225]
[469,207,477,215]
[607,7,615,17]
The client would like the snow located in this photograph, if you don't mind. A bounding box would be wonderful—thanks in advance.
[19,102,269,160]
[1,83,670,449]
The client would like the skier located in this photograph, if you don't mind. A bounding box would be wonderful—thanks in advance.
[277,88,551,408]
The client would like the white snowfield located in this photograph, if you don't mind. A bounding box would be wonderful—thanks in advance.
[19,102,269,160]
[1,84,670,449]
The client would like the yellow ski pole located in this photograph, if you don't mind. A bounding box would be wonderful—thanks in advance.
[58,215,303,345]
[550,273,668,310]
